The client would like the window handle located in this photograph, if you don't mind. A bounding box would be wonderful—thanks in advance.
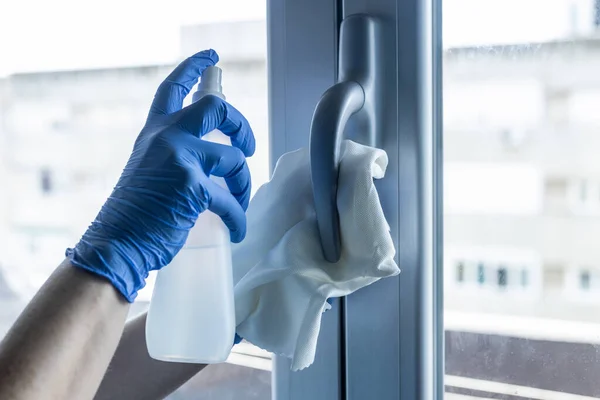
[309,14,383,262]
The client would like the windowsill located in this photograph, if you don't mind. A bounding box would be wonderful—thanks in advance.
[228,342,272,371]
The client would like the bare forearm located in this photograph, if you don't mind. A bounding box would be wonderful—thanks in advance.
[95,312,206,400]
[0,259,130,400]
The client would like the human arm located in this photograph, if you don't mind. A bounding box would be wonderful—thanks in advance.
[0,49,255,400]
[0,260,130,399]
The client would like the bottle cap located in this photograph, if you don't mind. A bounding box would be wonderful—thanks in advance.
[193,66,225,102]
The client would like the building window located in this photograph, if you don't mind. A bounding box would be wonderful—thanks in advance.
[497,267,507,287]
[40,168,53,194]
[580,270,591,290]
[521,269,529,287]
[455,262,465,283]
[477,263,485,284]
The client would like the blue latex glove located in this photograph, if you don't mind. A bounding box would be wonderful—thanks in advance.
[66,49,255,302]
[234,334,243,345]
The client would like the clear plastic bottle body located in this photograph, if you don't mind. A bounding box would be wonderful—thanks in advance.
[146,205,236,363]
[146,66,236,363]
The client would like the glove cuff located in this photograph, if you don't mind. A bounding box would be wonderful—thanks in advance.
[66,240,147,303]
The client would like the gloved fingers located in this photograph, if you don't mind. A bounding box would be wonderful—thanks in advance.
[148,49,219,117]
[234,334,243,345]
[178,95,256,157]
[197,141,251,210]
[204,179,247,243]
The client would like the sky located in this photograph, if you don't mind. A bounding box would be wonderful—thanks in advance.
[0,0,595,76]
[0,0,267,76]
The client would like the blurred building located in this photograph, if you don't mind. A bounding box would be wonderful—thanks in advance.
[443,36,600,324]
[0,63,170,297]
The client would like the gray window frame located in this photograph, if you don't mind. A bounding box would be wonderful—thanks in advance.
[267,0,443,398]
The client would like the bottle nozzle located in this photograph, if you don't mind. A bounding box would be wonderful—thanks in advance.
[193,66,224,102]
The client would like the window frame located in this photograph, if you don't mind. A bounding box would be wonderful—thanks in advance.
[268,0,443,398]
[268,0,343,399]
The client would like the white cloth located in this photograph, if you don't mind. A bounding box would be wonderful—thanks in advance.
[232,140,400,371]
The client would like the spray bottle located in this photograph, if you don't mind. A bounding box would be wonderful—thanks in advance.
[145,66,236,363]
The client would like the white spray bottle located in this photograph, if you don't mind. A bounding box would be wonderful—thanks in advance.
[146,66,236,363]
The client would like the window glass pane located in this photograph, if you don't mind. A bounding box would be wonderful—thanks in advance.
[444,0,600,398]
[0,0,270,397]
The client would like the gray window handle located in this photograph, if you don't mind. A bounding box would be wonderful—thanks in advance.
[309,14,383,262]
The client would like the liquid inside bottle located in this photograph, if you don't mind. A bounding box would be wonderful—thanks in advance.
[146,209,236,363]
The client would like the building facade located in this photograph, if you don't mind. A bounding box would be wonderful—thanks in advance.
[444,37,600,323]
